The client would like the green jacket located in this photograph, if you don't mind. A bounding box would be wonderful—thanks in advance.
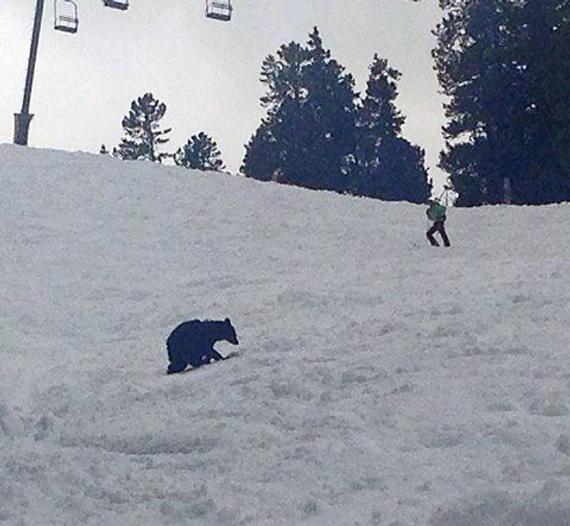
[427,202,447,222]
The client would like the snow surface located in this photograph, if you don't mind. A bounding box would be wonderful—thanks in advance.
[0,144,569,525]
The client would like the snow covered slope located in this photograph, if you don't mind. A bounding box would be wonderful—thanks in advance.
[1,144,569,525]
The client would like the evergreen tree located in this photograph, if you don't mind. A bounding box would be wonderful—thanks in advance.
[243,28,358,193]
[99,144,109,155]
[434,0,570,205]
[434,0,521,205]
[516,0,570,202]
[175,132,225,171]
[114,93,171,162]
[299,28,358,192]
[241,119,280,181]
[242,41,308,182]
[352,55,431,203]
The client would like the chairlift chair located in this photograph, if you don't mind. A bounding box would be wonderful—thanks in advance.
[103,0,129,11]
[54,0,78,34]
[205,0,232,22]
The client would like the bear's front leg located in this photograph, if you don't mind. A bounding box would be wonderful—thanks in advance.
[209,349,225,361]
[167,361,188,374]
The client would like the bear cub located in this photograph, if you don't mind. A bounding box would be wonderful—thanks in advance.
[166,317,239,374]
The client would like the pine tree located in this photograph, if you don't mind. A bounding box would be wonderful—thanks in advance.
[243,28,358,193]
[241,119,280,181]
[99,144,109,155]
[550,2,570,198]
[434,0,570,205]
[114,93,171,162]
[372,138,431,202]
[175,132,225,171]
[243,40,311,183]
[299,27,358,192]
[516,0,570,202]
[434,0,520,205]
[352,55,431,203]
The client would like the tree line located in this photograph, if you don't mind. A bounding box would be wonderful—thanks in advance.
[103,28,430,204]
[242,28,431,203]
[105,3,570,206]
[101,92,225,172]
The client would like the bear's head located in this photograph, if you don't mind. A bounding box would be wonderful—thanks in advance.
[224,318,239,345]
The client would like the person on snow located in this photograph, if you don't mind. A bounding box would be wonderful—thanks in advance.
[426,198,451,247]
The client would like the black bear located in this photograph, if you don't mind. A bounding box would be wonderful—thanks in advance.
[166,318,239,374]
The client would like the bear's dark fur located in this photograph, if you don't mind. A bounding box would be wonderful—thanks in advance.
[166,318,239,374]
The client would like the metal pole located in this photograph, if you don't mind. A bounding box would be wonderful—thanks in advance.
[14,0,45,146]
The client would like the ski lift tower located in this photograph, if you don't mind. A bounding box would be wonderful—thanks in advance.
[13,0,130,146]
[14,0,232,146]
[14,0,45,145]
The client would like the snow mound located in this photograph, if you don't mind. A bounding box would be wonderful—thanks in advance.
[1,144,569,525]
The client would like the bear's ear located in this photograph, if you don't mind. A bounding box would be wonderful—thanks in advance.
[224,317,231,324]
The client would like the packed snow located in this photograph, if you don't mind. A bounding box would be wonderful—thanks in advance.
[0,144,569,525]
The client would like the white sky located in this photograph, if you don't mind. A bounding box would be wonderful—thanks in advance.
[0,0,447,184]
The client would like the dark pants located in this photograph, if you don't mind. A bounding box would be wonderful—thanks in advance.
[427,220,451,247]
